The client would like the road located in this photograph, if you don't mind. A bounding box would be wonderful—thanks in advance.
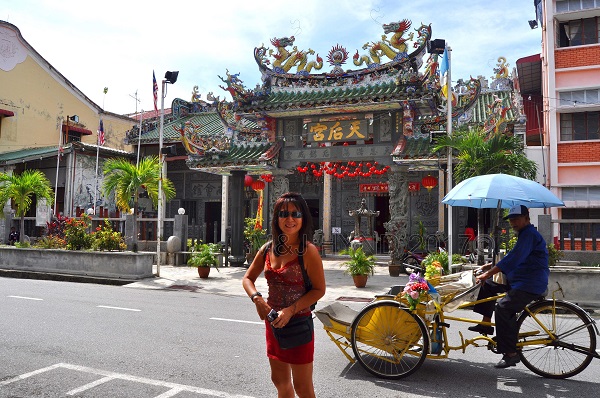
[1,277,599,397]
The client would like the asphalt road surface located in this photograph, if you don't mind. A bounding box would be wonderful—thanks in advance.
[1,277,599,397]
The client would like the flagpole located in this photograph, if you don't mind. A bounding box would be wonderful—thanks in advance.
[94,127,100,215]
[446,45,453,270]
[54,118,63,216]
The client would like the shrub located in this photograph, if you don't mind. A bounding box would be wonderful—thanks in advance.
[46,214,69,239]
[35,235,66,249]
[421,251,463,274]
[64,214,93,250]
[92,219,126,251]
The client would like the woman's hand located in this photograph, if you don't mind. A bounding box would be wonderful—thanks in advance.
[270,306,296,328]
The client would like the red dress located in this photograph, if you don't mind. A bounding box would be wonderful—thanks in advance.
[264,252,314,364]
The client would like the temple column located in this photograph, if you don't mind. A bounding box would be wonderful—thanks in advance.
[322,171,333,255]
[221,174,229,243]
[384,165,410,265]
[228,170,246,267]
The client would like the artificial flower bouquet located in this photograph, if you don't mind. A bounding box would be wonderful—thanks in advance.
[425,260,443,285]
[403,272,430,311]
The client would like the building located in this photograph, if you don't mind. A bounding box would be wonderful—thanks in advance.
[0,20,135,241]
[529,1,600,248]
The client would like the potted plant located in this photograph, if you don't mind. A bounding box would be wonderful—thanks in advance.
[340,246,376,288]
[187,242,220,278]
[243,217,268,264]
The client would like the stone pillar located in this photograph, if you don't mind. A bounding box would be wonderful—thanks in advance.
[229,170,246,267]
[173,213,188,265]
[125,213,135,251]
[538,214,552,245]
[322,171,332,255]
[384,165,410,264]
[221,175,229,242]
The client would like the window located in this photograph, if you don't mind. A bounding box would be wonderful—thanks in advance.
[560,112,600,140]
[557,0,600,13]
[558,17,600,47]
[563,186,600,201]
[182,200,197,223]
[561,208,600,240]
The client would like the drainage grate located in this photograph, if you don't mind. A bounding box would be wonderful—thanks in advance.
[336,296,373,303]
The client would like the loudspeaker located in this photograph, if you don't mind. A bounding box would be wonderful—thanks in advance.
[164,71,179,84]
[428,39,445,55]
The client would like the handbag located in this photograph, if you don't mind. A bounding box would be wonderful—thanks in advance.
[271,315,314,349]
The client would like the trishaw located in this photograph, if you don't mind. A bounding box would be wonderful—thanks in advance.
[316,270,600,379]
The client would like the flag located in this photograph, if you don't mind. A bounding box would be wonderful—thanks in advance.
[98,119,105,146]
[153,70,159,114]
[439,46,449,89]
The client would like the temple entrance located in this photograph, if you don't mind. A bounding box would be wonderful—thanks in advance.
[204,202,221,243]
[375,195,390,253]
[305,199,321,231]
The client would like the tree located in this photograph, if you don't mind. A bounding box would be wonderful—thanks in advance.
[0,170,55,243]
[102,156,176,248]
[433,128,538,263]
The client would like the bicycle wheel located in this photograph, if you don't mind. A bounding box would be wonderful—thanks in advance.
[403,255,421,275]
[350,300,429,379]
[517,300,596,378]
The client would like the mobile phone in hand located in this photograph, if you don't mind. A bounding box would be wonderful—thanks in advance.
[267,309,278,322]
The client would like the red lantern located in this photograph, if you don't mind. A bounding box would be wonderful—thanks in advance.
[421,175,438,192]
[244,175,254,187]
[251,180,265,191]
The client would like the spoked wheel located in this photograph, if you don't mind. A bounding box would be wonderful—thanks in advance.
[350,300,428,379]
[403,255,421,275]
[517,300,596,378]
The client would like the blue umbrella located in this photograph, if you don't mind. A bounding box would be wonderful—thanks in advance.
[442,173,564,209]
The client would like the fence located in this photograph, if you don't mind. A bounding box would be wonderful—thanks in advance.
[554,219,600,251]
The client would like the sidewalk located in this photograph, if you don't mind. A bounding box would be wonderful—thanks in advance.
[126,256,407,304]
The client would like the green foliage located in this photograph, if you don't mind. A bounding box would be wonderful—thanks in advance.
[102,156,176,213]
[187,241,220,269]
[431,128,538,184]
[421,251,463,274]
[243,217,267,254]
[340,246,376,276]
[34,235,66,249]
[14,241,31,248]
[92,219,126,251]
[64,214,93,250]
[547,243,563,267]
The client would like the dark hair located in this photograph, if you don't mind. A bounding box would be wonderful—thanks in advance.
[271,192,313,257]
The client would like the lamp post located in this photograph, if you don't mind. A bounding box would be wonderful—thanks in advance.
[157,71,178,277]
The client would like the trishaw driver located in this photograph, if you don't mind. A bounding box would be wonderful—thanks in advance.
[470,205,549,368]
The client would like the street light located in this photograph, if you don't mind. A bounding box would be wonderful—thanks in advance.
[157,70,178,277]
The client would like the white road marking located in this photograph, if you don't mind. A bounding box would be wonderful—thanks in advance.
[7,295,43,301]
[96,305,141,312]
[1,363,256,398]
[497,376,523,393]
[210,317,263,325]
[0,363,62,386]
[66,376,115,395]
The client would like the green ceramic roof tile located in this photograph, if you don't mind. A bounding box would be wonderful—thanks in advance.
[0,146,58,163]
[138,112,225,143]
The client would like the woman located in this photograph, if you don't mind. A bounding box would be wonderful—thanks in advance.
[243,192,325,398]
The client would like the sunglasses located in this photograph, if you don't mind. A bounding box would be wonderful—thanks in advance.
[278,210,303,218]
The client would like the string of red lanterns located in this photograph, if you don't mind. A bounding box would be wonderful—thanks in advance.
[296,161,390,179]
[244,174,273,189]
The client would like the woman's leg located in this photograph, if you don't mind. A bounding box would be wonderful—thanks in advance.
[291,362,315,398]
[269,358,294,398]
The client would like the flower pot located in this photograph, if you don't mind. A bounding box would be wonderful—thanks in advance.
[352,275,368,288]
[197,267,211,279]
[388,265,402,277]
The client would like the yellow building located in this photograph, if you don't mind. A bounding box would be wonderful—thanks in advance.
[0,20,135,240]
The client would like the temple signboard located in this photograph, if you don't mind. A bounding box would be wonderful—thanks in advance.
[307,120,368,143]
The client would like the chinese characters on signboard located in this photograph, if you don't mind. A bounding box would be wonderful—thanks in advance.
[307,120,368,143]
[359,183,389,195]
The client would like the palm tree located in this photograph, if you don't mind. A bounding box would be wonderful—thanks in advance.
[102,156,176,249]
[0,170,55,243]
[433,128,538,263]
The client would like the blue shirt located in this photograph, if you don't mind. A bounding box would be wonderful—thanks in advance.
[497,223,549,295]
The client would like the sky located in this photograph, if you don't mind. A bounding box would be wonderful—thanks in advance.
[2,0,542,116]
